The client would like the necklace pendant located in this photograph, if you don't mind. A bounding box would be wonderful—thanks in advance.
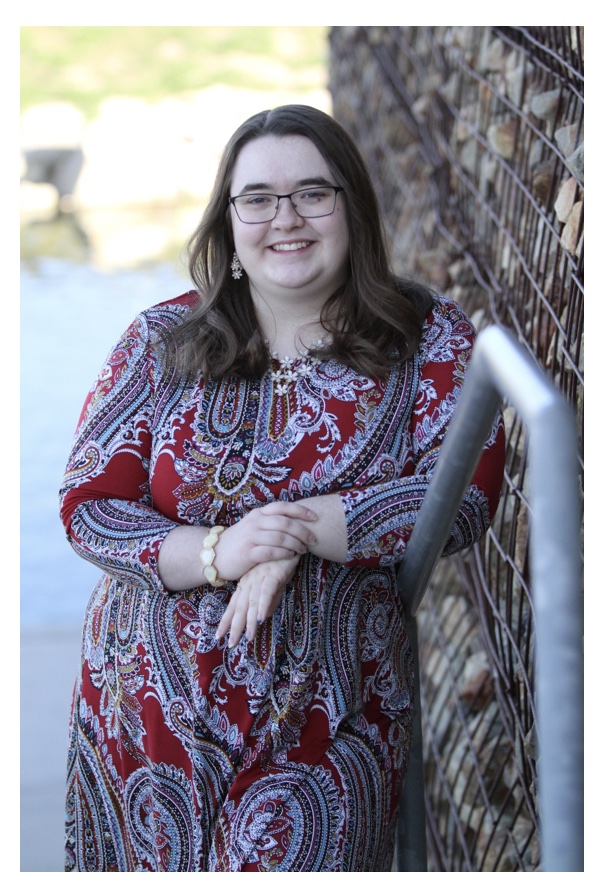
[270,348,320,393]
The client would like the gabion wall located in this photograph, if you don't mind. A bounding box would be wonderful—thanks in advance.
[329,26,584,871]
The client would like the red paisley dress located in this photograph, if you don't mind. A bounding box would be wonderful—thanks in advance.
[60,291,505,871]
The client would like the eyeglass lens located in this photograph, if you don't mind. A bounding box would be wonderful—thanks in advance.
[233,187,338,222]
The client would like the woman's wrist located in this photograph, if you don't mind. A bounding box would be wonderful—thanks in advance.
[200,525,229,586]
[158,524,223,591]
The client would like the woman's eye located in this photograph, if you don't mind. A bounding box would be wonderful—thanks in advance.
[300,190,327,201]
[246,195,271,205]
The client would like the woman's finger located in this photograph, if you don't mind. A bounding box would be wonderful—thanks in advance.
[245,594,260,643]
[256,576,283,625]
[252,518,317,552]
[227,581,254,648]
[215,592,237,641]
[257,502,317,522]
[216,584,248,644]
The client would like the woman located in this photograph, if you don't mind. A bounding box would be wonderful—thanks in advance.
[60,104,505,872]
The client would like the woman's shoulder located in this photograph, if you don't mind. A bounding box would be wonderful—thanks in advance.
[419,296,478,362]
[424,295,474,327]
[138,290,201,327]
[127,291,201,346]
[107,291,201,362]
[422,295,477,337]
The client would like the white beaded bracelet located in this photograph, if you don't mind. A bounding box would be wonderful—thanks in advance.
[200,525,227,586]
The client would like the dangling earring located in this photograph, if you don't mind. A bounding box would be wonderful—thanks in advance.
[231,253,243,280]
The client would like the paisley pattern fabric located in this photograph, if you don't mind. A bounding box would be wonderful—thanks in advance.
[60,292,505,872]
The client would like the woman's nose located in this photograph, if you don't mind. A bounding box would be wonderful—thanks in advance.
[272,196,304,226]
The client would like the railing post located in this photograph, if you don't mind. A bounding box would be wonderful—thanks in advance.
[395,325,583,872]
[396,613,427,871]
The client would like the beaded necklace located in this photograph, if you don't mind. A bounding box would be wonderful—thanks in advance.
[269,339,326,396]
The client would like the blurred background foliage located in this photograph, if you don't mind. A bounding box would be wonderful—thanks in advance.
[20,26,330,119]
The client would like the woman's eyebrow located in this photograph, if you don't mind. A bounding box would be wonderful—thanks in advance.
[297,177,333,187]
[238,181,271,193]
[236,176,333,193]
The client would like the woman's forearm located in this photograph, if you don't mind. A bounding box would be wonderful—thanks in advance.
[296,493,349,564]
[157,524,209,591]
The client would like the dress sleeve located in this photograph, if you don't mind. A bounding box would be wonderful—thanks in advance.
[340,298,506,567]
[59,311,180,592]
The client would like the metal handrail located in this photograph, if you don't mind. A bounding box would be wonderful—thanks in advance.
[396,325,584,872]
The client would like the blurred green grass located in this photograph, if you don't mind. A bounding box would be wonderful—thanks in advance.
[20,26,330,119]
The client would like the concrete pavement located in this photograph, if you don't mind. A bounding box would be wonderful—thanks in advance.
[20,626,81,872]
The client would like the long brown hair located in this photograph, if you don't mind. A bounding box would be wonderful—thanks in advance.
[163,104,433,380]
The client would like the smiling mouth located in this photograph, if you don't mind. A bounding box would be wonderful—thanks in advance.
[270,241,312,252]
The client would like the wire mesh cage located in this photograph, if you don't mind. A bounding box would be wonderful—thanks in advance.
[329,25,584,871]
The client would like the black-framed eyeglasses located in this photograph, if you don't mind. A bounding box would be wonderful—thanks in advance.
[229,186,344,224]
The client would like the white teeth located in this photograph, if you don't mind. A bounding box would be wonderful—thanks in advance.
[272,241,310,252]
